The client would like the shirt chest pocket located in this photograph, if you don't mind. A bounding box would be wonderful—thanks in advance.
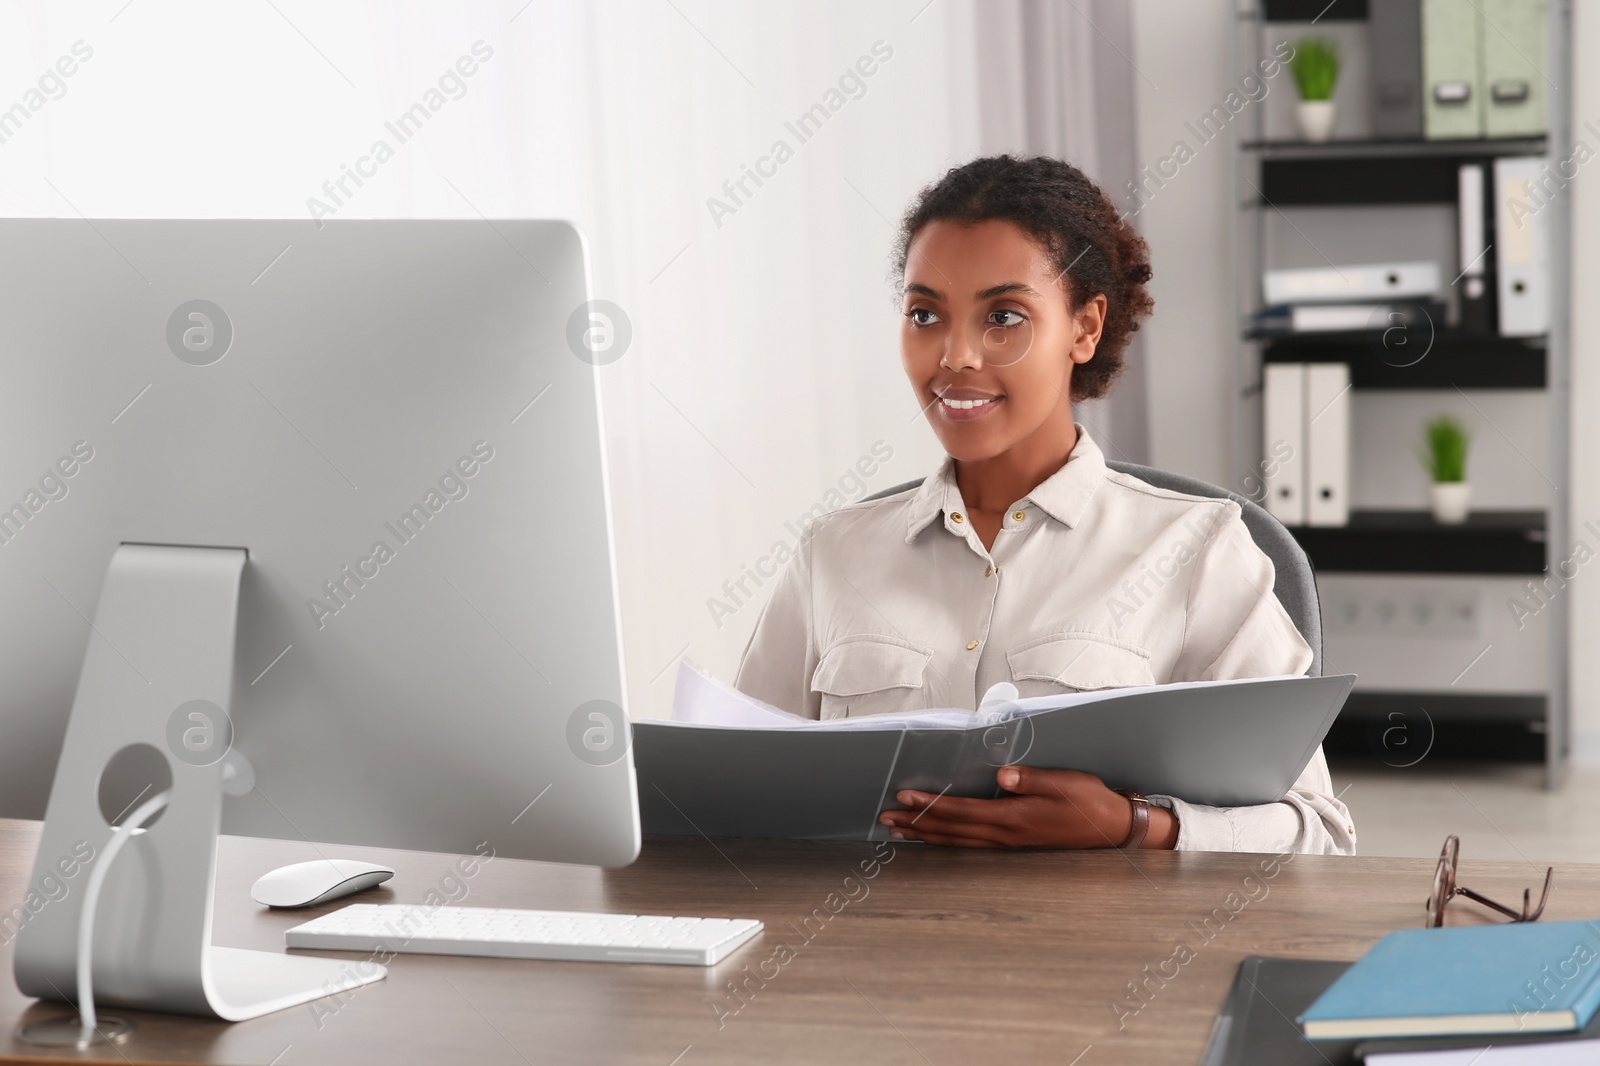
[810,635,932,720]
[1006,633,1156,693]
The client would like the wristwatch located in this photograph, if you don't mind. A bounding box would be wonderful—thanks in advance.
[1114,788,1150,850]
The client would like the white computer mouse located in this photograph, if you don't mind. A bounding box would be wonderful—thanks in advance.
[251,859,395,908]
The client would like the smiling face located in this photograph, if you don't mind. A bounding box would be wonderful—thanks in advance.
[900,219,1105,463]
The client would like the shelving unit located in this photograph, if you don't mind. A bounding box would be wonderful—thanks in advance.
[1290,510,1546,574]
[1254,140,1551,202]
[1258,334,1545,388]
[1231,1,1573,786]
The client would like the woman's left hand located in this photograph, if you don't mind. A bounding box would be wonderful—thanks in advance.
[878,765,1177,849]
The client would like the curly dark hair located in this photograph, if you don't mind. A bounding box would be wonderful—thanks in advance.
[893,154,1154,402]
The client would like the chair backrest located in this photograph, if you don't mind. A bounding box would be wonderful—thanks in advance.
[860,461,1322,677]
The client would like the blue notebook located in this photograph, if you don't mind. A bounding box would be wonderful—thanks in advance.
[1301,921,1600,1041]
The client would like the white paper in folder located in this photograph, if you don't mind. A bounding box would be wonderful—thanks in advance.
[667,661,1294,731]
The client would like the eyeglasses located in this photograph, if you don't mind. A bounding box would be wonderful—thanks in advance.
[1425,834,1553,928]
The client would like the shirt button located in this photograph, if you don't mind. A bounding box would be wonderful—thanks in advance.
[1012,510,1026,522]
[950,511,965,523]
[984,565,993,577]
[966,640,979,651]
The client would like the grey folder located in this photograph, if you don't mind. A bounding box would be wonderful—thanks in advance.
[1200,957,1359,1066]
[635,674,1355,840]
[1370,0,1425,139]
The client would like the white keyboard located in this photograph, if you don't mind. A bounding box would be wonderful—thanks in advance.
[285,903,763,966]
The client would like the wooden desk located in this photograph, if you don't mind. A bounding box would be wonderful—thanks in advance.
[1,817,1595,1065]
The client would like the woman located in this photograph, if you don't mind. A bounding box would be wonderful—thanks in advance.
[734,155,1354,855]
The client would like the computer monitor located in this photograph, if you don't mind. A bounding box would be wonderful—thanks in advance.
[0,219,639,1020]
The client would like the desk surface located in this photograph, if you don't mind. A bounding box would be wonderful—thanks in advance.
[1,817,1594,1066]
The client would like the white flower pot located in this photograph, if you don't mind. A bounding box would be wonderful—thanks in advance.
[1430,482,1471,524]
[1296,100,1337,142]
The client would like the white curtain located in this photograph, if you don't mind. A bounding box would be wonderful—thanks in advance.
[1,0,1130,720]
[973,0,1152,468]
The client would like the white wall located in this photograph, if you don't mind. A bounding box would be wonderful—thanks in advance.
[1568,1,1600,763]
[1128,0,1240,488]
[0,0,977,720]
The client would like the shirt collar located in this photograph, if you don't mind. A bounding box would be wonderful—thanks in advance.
[904,426,1108,543]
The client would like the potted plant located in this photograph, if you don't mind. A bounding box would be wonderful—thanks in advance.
[1418,415,1472,524]
[1289,37,1340,142]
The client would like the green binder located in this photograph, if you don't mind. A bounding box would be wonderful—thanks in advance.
[1481,0,1548,138]
[1422,0,1484,139]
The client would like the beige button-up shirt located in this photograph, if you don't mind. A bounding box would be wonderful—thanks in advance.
[734,428,1355,855]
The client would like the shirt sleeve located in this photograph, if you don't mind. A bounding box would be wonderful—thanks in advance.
[1149,506,1356,855]
[733,527,822,720]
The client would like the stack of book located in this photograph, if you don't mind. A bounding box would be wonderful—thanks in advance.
[1204,921,1600,1064]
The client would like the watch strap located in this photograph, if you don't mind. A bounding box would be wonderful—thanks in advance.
[1114,788,1150,850]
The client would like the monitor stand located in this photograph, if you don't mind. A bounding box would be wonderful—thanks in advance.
[12,544,384,1033]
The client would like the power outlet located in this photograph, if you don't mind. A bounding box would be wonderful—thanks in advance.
[1324,582,1481,638]
[1317,574,1544,692]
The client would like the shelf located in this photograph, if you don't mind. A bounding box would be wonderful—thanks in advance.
[1335,692,1547,723]
[1258,148,1548,205]
[1242,136,1547,159]
[1290,509,1546,574]
[1258,0,1368,20]
[1257,333,1546,388]
[1324,693,1546,764]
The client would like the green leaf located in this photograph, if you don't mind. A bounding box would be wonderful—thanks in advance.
[1418,415,1471,483]
[1289,37,1341,101]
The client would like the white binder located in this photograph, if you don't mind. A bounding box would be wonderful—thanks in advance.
[1457,163,1492,331]
[1263,261,1441,305]
[1306,363,1351,527]
[1494,156,1550,337]
[1263,362,1307,527]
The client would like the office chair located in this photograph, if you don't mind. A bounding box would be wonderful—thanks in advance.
[861,460,1323,677]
